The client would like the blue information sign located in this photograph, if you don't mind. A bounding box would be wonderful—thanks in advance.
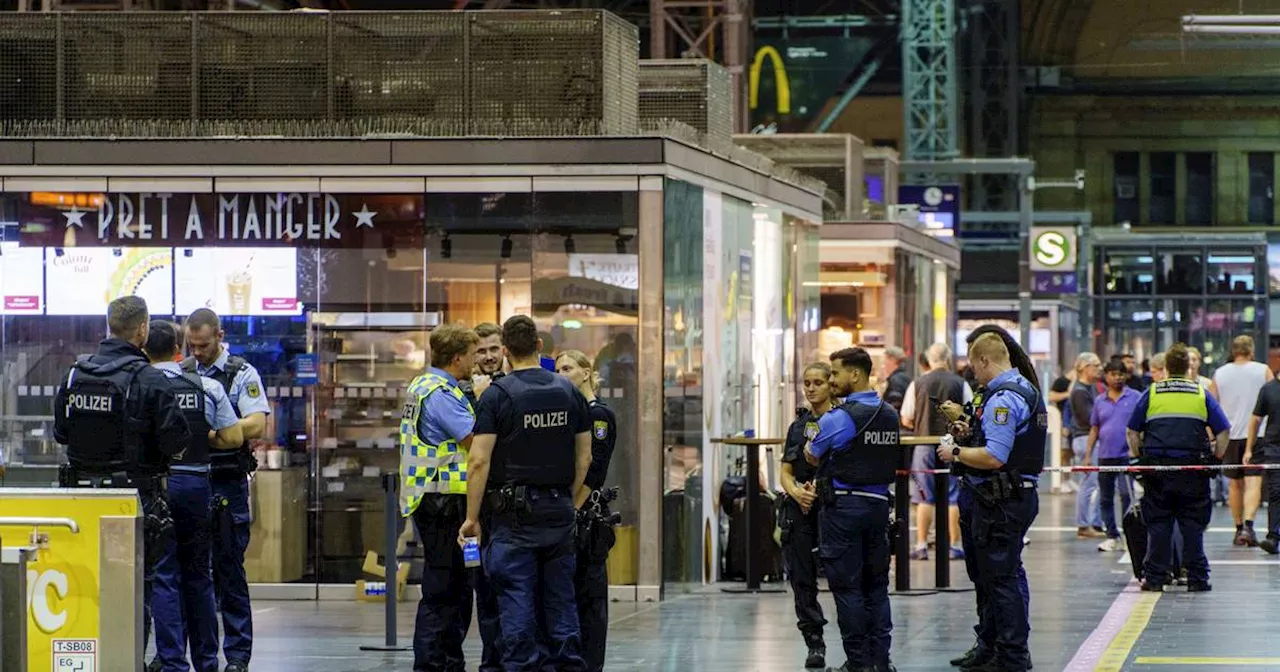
[1033,271,1079,294]
[897,185,960,237]
[295,353,319,386]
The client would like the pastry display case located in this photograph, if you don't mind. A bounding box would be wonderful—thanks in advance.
[308,311,440,582]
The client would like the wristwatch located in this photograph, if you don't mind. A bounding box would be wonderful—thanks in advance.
[952,446,962,457]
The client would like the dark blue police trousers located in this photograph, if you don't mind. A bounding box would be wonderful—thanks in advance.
[212,474,253,666]
[151,471,220,672]
[410,493,503,672]
[958,483,1038,671]
[1142,471,1212,585]
[818,494,891,669]
[574,551,609,672]
[484,489,585,672]
[781,499,826,648]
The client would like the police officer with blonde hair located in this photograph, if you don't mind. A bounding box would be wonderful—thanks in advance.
[400,323,500,671]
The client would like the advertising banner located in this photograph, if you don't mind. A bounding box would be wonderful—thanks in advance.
[174,247,300,316]
[45,247,173,316]
[0,242,44,314]
[749,37,876,132]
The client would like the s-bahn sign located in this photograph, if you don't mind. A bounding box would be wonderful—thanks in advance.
[17,192,426,248]
[1029,226,1076,271]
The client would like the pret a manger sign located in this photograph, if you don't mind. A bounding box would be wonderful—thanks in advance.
[19,192,419,248]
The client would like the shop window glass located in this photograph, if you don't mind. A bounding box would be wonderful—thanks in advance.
[1185,152,1214,225]
[1157,251,1205,295]
[1103,300,1156,363]
[660,178,704,590]
[1113,151,1139,225]
[1100,249,1154,296]
[1149,152,1176,224]
[1249,152,1275,225]
[1207,251,1256,296]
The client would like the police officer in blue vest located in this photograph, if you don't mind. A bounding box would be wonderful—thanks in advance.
[144,320,243,672]
[1126,343,1230,592]
[461,315,592,671]
[183,308,271,672]
[938,331,1045,672]
[804,348,898,672]
[52,297,190,670]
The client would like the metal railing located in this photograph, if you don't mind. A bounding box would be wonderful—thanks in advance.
[0,10,641,138]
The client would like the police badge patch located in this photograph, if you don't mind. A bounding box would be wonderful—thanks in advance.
[247,382,262,398]
[804,422,819,440]
[993,407,1010,425]
[593,420,609,440]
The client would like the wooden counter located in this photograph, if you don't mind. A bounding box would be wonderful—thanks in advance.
[245,467,307,583]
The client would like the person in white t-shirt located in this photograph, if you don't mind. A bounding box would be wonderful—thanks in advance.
[1210,335,1274,547]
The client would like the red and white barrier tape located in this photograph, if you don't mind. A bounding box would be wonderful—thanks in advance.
[899,463,1280,475]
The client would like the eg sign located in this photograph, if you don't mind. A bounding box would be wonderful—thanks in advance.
[1030,227,1076,271]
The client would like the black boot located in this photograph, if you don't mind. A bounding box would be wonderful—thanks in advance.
[804,644,826,669]
[951,644,991,668]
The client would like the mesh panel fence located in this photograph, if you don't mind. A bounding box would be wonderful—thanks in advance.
[638,59,729,143]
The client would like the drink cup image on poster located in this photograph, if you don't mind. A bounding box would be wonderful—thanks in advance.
[0,242,45,314]
[46,247,174,316]
[174,247,299,316]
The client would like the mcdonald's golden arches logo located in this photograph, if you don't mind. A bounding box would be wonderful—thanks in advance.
[749,45,791,115]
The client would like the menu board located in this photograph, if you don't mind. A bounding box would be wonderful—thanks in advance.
[174,247,299,316]
[0,243,44,314]
[46,247,174,316]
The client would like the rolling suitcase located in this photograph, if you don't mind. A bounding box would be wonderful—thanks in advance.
[1122,502,1146,579]
[1122,500,1183,583]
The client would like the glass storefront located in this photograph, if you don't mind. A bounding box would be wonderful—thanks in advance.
[0,168,821,595]
[659,180,820,590]
[1095,238,1268,373]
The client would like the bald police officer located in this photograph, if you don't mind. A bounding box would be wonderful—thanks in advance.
[939,332,1046,672]
[805,347,898,672]
[461,316,592,671]
[183,308,271,672]
[144,320,243,672]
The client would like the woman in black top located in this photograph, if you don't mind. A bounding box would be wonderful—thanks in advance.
[555,349,617,672]
[780,361,835,669]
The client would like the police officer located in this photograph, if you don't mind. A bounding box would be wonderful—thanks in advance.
[400,323,500,672]
[450,321,505,672]
[1126,342,1230,592]
[182,308,271,672]
[463,321,506,401]
[804,348,898,672]
[144,320,243,672]
[938,332,1045,672]
[52,297,190,668]
[780,362,832,670]
[461,315,591,671]
[555,349,618,672]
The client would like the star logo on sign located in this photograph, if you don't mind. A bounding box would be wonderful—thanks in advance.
[353,203,377,229]
[63,206,87,229]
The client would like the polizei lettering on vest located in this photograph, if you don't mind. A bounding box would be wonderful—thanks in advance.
[176,392,200,411]
[68,393,113,412]
[863,430,900,445]
[524,411,569,429]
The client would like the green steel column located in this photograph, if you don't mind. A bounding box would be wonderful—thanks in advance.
[902,0,958,173]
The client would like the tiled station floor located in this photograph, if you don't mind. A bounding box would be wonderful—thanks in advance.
[208,492,1279,671]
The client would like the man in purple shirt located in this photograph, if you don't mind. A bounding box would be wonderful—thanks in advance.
[1086,358,1141,551]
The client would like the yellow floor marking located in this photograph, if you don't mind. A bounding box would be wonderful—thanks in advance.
[1136,658,1280,666]
[1094,591,1161,672]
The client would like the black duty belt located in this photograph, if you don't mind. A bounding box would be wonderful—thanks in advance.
[832,489,890,502]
